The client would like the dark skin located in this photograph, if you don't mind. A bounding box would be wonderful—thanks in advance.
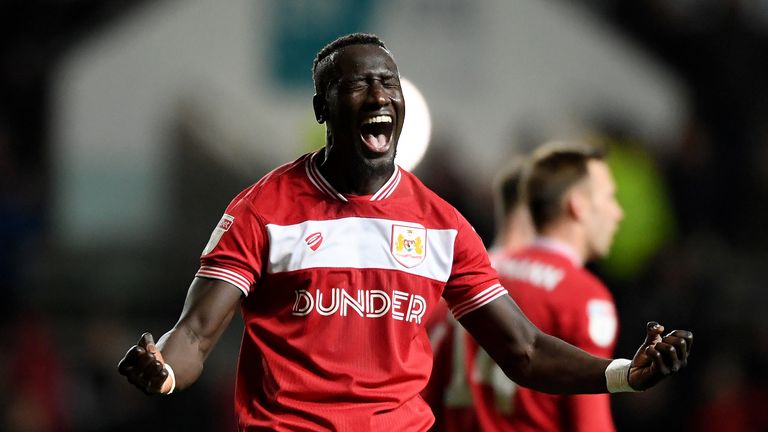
[118,278,240,393]
[312,44,405,195]
[118,43,693,396]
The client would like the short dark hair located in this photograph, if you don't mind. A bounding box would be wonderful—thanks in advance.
[493,156,527,228]
[526,142,607,232]
[312,33,388,94]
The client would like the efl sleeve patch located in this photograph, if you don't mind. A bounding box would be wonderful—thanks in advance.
[202,214,235,255]
[586,299,617,348]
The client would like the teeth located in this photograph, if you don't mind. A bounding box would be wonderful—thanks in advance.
[362,115,392,125]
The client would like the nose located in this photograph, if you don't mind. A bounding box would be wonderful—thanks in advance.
[368,81,390,107]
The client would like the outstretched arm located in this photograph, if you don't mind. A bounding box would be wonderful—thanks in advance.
[459,294,692,394]
[118,277,243,394]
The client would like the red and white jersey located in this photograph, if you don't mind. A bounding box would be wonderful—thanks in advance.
[430,240,618,432]
[196,151,506,431]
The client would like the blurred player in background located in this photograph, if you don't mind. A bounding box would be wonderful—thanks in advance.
[445,142,625,431]
[489,156,537,257]
[117,33,692,431]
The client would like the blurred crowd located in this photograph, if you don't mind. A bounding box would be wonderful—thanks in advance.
[3,1,768,431]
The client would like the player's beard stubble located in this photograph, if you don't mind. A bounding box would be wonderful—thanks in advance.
[351,145,398,180]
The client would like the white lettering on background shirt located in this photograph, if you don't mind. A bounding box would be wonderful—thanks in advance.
[495,258,564,291]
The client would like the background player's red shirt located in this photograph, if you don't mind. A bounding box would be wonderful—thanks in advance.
[429,240,618,432]
[196,151,506,431]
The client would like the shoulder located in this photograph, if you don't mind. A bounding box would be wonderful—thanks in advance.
[231,153,312,211]
[572,267,613,298]
[395,169,469,230]
[401,170,452,204]
[251,153,310,195]
[545,266,615,315]
[494,251,564,293]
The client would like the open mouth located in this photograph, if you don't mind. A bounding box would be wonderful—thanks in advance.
[360,115,394,154]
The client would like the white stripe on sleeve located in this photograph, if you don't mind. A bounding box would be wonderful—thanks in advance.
[196,266,251,296]
[451,284,507,319]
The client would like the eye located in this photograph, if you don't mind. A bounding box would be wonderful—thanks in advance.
[383,78,400,89]
[341,80,367,92]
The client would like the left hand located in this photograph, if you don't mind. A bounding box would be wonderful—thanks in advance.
[628,321,693,391]
[117,332,173,395]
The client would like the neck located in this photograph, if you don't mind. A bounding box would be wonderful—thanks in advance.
[494,211,534,253]
[317,147,395,195]
[538,223,587,266]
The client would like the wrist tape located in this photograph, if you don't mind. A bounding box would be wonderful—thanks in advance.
[605,358,639,393]
[163,363,176,395]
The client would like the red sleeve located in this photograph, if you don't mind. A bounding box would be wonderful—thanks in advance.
[442,210,506,319]
[196,192,267,296]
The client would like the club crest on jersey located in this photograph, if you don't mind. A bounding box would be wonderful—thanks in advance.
[202,214,234,255]
[391,224,427,268]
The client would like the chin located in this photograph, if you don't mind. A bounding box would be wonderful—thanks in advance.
[357,147,397,175]
[365,157,396,178]
[598,245,614,258]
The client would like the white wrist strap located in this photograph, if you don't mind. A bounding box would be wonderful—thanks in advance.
[163,363,176,394]
[605,358,638,393]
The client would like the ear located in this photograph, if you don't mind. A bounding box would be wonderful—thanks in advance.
[566,188,589,222]
[313,94,326,124]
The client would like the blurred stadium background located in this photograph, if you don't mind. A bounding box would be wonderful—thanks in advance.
[2,0,768,431]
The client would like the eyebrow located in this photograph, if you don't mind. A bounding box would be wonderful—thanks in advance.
[342,72,398,81]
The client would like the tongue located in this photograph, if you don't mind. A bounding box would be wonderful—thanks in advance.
[363,133,389,153]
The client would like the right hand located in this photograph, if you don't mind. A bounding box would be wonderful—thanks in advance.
[628,322,693,391]
[117,332,173,395]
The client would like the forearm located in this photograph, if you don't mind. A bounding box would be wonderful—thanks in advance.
[514,332,611,394]
[460,295,611,394]
[156,278,240,390]
[156,312,233,390]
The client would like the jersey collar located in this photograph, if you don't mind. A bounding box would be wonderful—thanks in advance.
[532,237,584,267]
[305,150,402,202]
